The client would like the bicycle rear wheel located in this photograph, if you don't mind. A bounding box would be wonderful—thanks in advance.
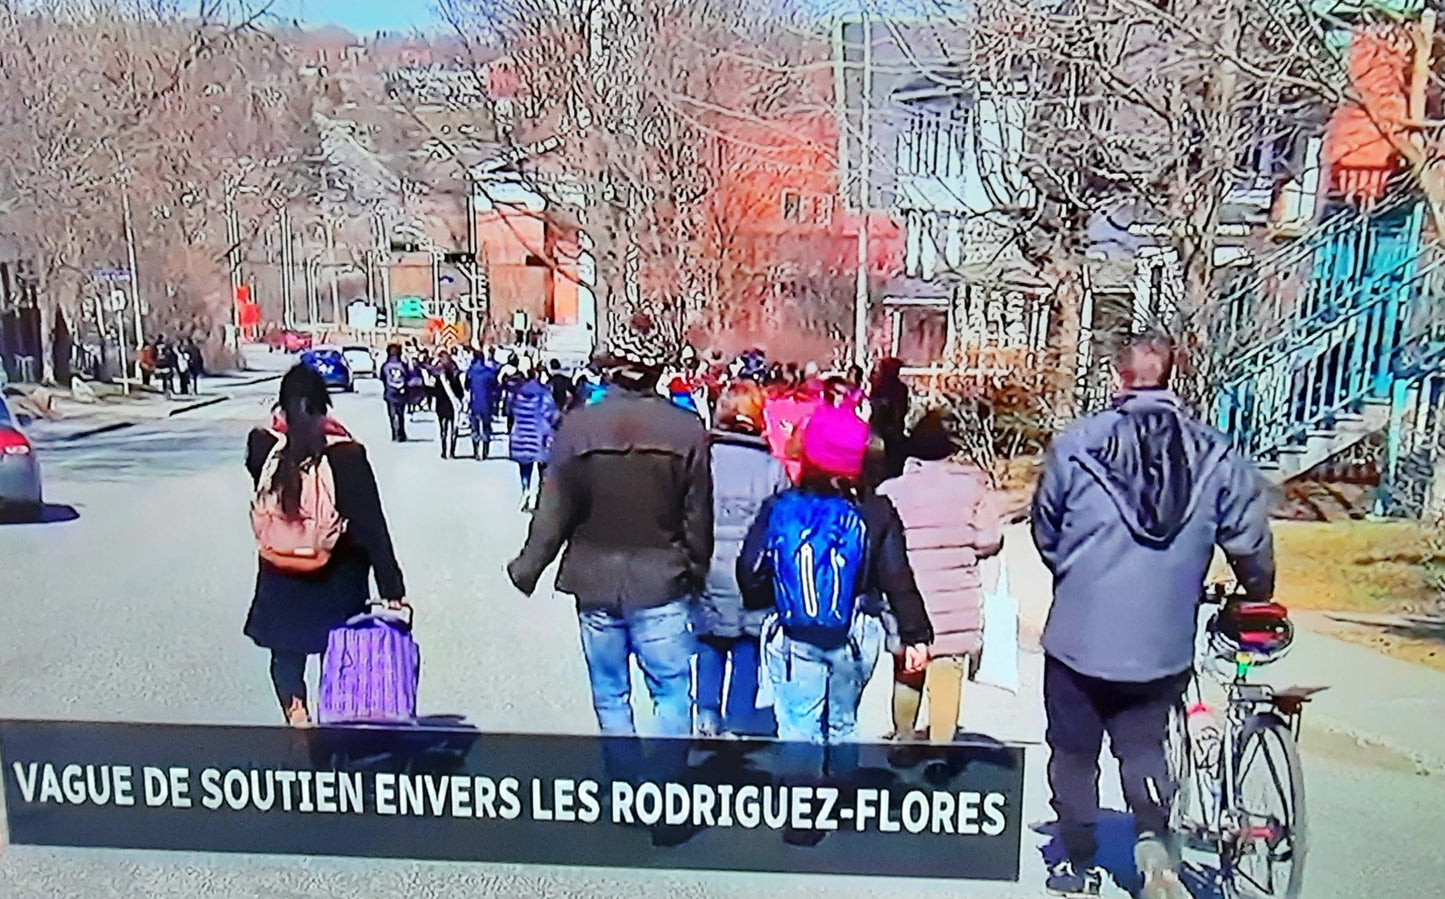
[1225,713,1307,899]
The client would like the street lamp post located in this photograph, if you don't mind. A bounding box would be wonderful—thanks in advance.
[326,222,341,330]
[106,142,145,381]
[852,10,872,369]
[119,181,144,380]
[273,200,295,329]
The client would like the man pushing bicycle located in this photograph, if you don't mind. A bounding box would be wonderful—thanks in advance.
[1031,333,1276,899]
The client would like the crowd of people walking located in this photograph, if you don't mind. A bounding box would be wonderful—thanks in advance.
[243,316,1276,899]
[137,336,206,397]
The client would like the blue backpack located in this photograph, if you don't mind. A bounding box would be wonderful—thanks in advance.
[767,491,868,646]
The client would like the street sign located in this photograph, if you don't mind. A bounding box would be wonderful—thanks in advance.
[348,300,379,330]
[94,268,131,283]
[395,297,427,319]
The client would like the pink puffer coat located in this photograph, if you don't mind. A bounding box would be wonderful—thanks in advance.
[878,458,1004,658]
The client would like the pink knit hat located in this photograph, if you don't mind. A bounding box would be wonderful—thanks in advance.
[801,404,870,479]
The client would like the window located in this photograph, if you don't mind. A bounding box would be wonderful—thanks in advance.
[813,194,834,226]
[781,190,802,223]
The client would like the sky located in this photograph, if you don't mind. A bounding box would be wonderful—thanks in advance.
[274,0,441,36]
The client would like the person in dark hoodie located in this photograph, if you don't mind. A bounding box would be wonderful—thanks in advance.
[465,347,500,459]
[1031,332,1274,899]
[380,344,409,442]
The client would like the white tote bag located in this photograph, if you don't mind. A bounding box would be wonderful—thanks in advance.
[974,558,1020,693]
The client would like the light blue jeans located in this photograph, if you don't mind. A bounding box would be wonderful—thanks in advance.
[762,613,884,743]
[578,598,696,737]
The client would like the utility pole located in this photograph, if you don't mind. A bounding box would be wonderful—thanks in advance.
[852,11,872,369]
[278,203,295,329]
[305,257,319,326]
[466,176,482,342]
[324,218,341,330]
[117,174,143,378]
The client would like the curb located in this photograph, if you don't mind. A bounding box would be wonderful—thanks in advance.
[60,420,137,442]
[167,395,229,417]
[210,372,285,388]
[1307,712,1445,776]
[53,394,231,441]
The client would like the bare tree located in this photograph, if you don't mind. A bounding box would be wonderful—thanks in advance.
[440,0,834,348]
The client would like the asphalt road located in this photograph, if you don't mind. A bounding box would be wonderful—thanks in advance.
[1,380,1442,898]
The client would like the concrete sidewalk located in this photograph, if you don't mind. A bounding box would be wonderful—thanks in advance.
[1270,626,1445,772]
[21,393,231,442]
[1002,522,1445,773]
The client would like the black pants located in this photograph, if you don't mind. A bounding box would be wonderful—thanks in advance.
[518,461,546,491]
[270,650,309,714]
[178,371,192,395]
[386,398,407,441]
[438,412,456,458]
[1044,655,1189,867]
[469,411,493,458]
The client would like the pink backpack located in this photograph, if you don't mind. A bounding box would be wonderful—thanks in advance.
[250,432,347,574]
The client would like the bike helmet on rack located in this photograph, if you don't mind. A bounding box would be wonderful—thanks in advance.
[1210,600,1294,661]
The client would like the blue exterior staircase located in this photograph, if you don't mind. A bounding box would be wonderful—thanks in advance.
[1211,199,1445,483]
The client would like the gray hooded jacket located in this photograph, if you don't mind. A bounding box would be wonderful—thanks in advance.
[699,430,791,638]
[1032,390,1275,682]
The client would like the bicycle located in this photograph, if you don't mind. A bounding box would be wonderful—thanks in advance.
[1165,584,1326,899]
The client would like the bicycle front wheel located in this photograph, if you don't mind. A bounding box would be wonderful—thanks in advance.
[1226,713,1307,899]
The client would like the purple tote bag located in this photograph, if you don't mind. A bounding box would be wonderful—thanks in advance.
[318,606,420,725]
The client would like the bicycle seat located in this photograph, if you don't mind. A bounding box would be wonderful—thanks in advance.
[1211,600,1294,658]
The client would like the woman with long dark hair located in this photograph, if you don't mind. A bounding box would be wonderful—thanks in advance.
[243,365,406,726]
[429,350,465,459]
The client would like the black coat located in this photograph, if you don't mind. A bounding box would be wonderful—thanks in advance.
[507,388,713,614]
[243,430,406,654]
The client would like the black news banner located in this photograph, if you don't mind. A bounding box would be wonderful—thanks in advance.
[0,720,1025,880]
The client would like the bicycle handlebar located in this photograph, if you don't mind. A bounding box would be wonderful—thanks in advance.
[1202,582,1238,605]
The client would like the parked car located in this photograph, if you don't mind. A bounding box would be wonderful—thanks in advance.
[262,328,314,354]
[300,346,354,392]
[342,345,378,378]
[0,393,42,516]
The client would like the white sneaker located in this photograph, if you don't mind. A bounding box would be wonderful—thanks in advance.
[1136,834,1192,899]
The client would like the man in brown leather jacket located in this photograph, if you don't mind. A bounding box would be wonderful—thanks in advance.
[508,314,712,736]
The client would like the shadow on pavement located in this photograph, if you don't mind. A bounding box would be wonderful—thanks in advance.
[1033,809,1228,899]
[0,502,80,525]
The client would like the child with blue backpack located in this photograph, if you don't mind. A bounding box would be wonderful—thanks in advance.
[737,403,934,743]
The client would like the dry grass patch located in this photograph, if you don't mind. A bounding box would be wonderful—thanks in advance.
[1267,520,1436,614]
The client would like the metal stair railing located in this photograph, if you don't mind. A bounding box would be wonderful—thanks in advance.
[1212,201,1436,461]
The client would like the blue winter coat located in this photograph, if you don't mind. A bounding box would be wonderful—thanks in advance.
[508,378,559,464]
[697,430,790,638]
[466,359,500,417]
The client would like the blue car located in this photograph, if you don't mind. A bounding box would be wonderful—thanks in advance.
[301,346,354,392]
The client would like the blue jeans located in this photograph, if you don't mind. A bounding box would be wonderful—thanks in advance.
[762,614,884,743]
[695,634,775,736]
[578,599,695,736]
